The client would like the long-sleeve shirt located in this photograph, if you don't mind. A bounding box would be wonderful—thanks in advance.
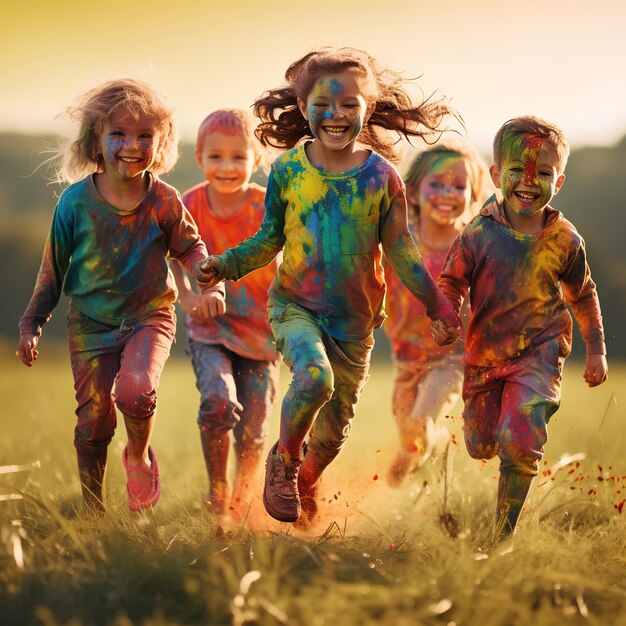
[19,173,212,336]
[182,181,279,362]
[218,143,455,342]
[438,194,605,367]
[384,221,465,362]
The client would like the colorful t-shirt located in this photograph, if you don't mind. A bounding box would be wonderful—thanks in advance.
[384,221,464,362]
[438,194,605,367]
[19,173,212,336]
[219,144,453,341]
[182,181,278,362]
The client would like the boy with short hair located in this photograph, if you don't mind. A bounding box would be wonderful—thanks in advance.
[434,115,608,541]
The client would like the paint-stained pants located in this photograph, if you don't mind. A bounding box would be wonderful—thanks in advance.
[462,341,564,475]
[392,351,463,451]
[67,305,176,459]
[268,300,373,476]
[186,339,279,483]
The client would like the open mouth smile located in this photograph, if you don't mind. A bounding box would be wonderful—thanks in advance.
[321,126,349,138]
[514,191,540,202]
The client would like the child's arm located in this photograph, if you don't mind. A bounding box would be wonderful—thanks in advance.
[171,260,226,320]
[561,239,607,387]
[381,194,461,343]
[17,205,74,364]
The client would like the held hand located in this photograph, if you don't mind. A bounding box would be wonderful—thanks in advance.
[584,353,608,387]
[196,291,227,320]
[431,319,461,346]
[16,334,39,367]
[194,256,222,289]
[178,292,206,321]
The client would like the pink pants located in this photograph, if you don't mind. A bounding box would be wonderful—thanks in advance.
[462,341,564,475]
[67,305,176,458]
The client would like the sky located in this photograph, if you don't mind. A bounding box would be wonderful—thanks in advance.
[3,0,626,156]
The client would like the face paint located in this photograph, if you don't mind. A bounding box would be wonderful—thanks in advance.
[414,156,471,227]
[301,69,370,152]
[496,134,563,218]
[99,107,161,182]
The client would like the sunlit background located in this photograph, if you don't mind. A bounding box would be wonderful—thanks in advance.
[3,0,625,153]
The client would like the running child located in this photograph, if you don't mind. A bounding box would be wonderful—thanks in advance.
[198,47,461,525]
[16,79,220,513]
[435,115,607,541]
[385,141,492,486]
[171,109,280,520]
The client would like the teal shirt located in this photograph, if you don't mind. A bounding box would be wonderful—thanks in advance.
[220,144,452,341]
[20,174,209,336]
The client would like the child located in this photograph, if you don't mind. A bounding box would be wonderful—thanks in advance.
[434,115,608,541]
[384,141,492,486]
[16,79,221,513]
[171,109,280,519]
[198,47,461,525]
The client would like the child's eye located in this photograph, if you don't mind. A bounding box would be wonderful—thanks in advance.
[109,130,124,137]
[139,133,153,140]
[344,103,359,109]
[455,185,467,191]
[429,181,443,189]
[509,167,523,173]
[538,170,552,177]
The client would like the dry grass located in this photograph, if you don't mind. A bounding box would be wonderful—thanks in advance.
[1,345,625,625]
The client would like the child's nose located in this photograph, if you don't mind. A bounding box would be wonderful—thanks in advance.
[331,104,344,119]
[522,172,538,185]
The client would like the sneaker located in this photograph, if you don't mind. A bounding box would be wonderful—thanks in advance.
[263,442,302,522]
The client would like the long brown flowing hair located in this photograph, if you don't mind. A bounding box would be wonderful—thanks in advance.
[253,47,457,164]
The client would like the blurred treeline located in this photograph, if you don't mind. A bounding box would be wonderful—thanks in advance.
[1,132,624,359]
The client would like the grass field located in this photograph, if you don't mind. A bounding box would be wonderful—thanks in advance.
[1,345,625,626]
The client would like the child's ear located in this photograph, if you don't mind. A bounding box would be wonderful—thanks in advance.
[194,148,203,169]
[489,164,501,188]
[554,173,566,194]
[297,98,309,120]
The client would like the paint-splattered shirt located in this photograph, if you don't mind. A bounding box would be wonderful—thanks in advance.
[438,194,605,367]
[218,144,457,341]
[19,173,213,337]
[384,221,465,362]
[182,181,279,362]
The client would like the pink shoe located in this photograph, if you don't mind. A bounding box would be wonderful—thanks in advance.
[122,446,161,511]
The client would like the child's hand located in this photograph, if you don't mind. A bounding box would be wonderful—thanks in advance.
[431,319,461,346]
[584,353,608,387]
[178,291,203,318]
[195,291,226,319]
[194,256,223,289]
[16,334,39,367]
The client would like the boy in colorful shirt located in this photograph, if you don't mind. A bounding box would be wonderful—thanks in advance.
[435,115,608,541]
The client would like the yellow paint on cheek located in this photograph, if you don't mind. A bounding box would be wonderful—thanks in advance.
[308,366,321,379]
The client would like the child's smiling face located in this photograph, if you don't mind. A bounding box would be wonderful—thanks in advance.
[411,156,471,227]
[99,107,161,181]
[298,68,373,153]
[491,135,565,218]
